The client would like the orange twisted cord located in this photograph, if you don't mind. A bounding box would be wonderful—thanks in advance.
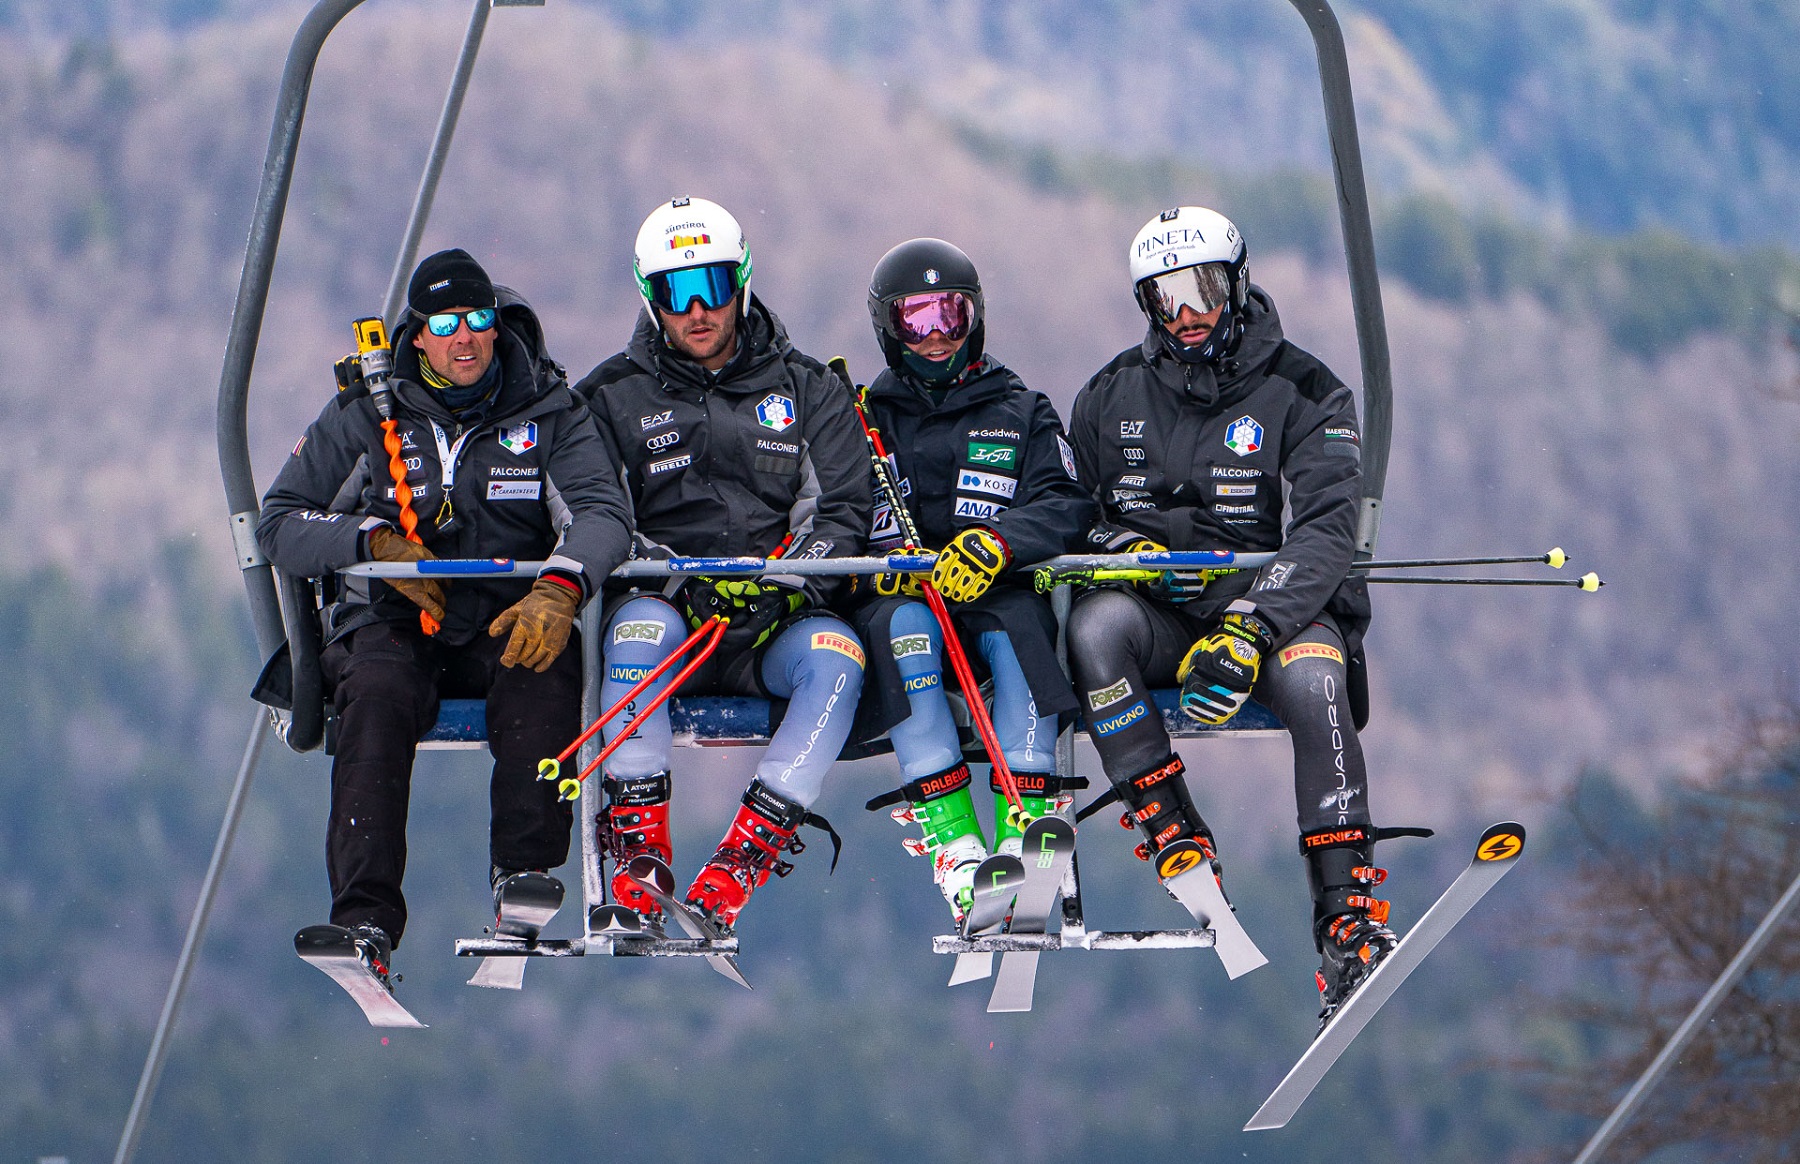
[382,417,439,636]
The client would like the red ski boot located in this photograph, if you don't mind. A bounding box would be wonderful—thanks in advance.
[685,780,808,932]
[601,772,672,918]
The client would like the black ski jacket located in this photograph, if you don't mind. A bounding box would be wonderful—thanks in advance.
[861,355,1093,564]
[846,355,1093,743]
[258,288,634,646]
[1069,287,1369,648]
[574,297,873,606]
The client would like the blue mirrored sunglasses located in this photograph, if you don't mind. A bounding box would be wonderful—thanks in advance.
[649,263,740,314]
[422,306,498,337]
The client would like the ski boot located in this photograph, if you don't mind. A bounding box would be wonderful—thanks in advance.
[991,769,1056,860]
[686,779,809,932]
[347,922,395,991]
[1302,824,1398,1027]
[880,762,989,926]
[1114,754,1220,868]
[601,772,673,921]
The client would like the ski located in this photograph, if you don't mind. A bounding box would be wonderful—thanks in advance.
[625,855,752,989]
[467,872,566,990]
[587,904,646,936]
[295,924,425,1028]
[1244,822,1528,1131]
[947,853,1028,986]
[988,816,1077,1012]
[1155,838,1269,979]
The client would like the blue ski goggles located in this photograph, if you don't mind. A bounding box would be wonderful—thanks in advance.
[647,262,741,314]
[419,306,498,337]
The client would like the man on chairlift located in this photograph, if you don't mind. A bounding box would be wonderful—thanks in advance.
[259,249,632,988]
[575,197,873,935]
[1064,207,1390,1025]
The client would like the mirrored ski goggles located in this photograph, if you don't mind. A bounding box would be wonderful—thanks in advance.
[889,291,973,345]
[648,262,741,314]
[419,306,498,337]
[1141,262,1233,324]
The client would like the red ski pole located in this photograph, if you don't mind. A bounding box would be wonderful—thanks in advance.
[554,614,730,801]
[537,615,724,790]
[828,358,1027,822]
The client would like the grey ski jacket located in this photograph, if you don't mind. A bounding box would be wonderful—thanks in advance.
[258,289,634,646]
[1068,287,1369,649]
[574,298,873,606]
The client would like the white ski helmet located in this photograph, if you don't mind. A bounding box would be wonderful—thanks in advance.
[633,196,753,319]
[1128,206,1249,364]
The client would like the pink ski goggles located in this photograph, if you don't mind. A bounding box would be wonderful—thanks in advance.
[890,291,974,345]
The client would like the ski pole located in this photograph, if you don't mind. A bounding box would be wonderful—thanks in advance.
[556,614,731,800]
[828,357,1027,822]
[1354,548,1569,571]
[1362,573,1602,591]
[537,614,727,788]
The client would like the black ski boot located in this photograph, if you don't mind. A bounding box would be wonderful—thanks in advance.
[347,922,394,991]
[1114,754,1231,897]
[1302,824,1398,1027]
[1114,754,1215,857]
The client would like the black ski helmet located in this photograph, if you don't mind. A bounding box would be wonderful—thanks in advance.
[867,238,986,373]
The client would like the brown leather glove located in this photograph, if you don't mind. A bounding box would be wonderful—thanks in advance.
[488,577,581,671]
[366,526,447,621]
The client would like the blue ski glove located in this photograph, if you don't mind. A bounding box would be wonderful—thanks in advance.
[932,527,1010,604]
[1177,611,1275,725]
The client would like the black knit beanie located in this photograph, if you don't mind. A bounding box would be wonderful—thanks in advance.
[408,248,496,317]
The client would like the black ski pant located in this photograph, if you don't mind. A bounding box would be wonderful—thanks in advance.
[1066,587,1371,837]
[321,619,580,945]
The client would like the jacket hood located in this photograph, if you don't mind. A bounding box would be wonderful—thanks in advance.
[624,293,795,394]
[1137,284,1285,412]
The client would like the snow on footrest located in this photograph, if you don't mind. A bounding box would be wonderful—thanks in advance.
[419,697,776,748]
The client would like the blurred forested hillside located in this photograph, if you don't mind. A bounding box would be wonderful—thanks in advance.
[2,2,1797,1160]
[11,0,1800,250]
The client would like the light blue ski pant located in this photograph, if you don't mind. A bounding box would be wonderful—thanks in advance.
[883,600,1055,781]
[598,595,863,808]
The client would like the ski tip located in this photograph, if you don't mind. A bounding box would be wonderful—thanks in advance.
[1151,838,1210,883]
[294,923,348,954]
[625,855,677,896]
[1475,822,1527,864]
